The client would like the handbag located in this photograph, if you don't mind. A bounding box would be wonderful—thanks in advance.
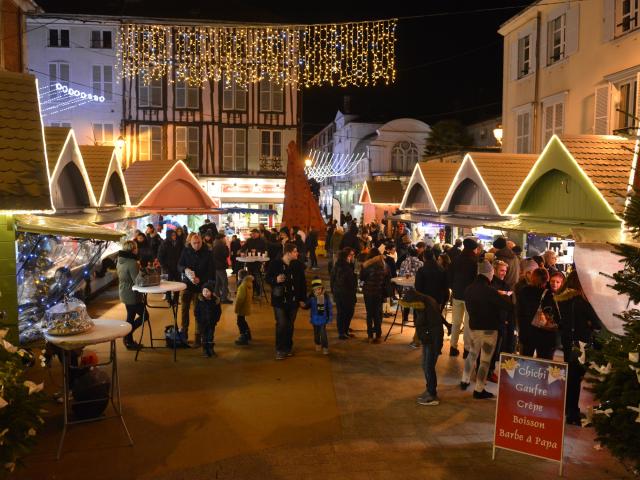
[135,266,161,287]
[531,289,559,331]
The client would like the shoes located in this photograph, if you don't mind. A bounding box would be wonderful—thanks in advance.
[275,352,286,360]
[221,299,233,304]
[367,336,374,344]
[372,336,382,344]
[322,347,329,355]
[417,394,440,406]
[348,332,356,338]
[338,334,349,340]
[460,381,470,391]
[449,347,460,357]
[473,390,495,400]
[315,344,322,352]
[488,372,499,383]
[408,342,420,349]
[348,328,354,333]
[235,335,249,346]
[463,350,469,359]
[383,312,394,318]
[245,330,252,341]
[124,341,141,351]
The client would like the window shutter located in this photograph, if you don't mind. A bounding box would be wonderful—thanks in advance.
[139,126,150,160]
[223,129,233,170]
[103,66,113,101]
[151,80,162,107]
[176,126,186,158]
[273,87,283,112]
[554,103,564,135]
[594,84,611,134]
[635,72,640,131]
[539,17,548,68]
[529,23,538,73]
[92,66,101,96]
[187,85,198,108]
[236,87,246,111]
[103,31,112,49]
[176,81,186,108]
[259,80,270,111]
[273,131,281,158]
[188,127,199,159]
[261,131,270,157]
[544,105,554,144]
[104,124,114,143]
[49,29,58,47]
[151,126,162,160]
[61,30,69,47]
[93,124,102,143]
[509,38,518,81]
[91,31,100,48]
[603,0,615,41]
[138,75,148,107]
[236,129,246,170]
[565,5,580,57]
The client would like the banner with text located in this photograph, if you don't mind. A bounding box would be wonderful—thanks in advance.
[493,353,567,463]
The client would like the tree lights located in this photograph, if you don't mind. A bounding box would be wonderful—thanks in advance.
[116,19,397,88]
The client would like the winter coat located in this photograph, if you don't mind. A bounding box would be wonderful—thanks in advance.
[340,229,360,253]
[516,285,560,349]
[146,233,162,259]
[491,276,514,327]
[195,294,222,329]
[135,237,153,268]
[403,289,444,349]
[234,275,254,316]
[399,256,423,277]
[157,238,184,280]
[198,222,218,237]
[266,258,307,307]
[415,260,449,307]
[330,231,343,253]
[331,257,357,302]
[383,255,397,279]
[242,236,267,253]
[360,255,389,298]
[212,239,229,270]
[305,292,333,326]
[464,275,513,331]
[230,238,242,256]
[555,289,601,360]
[117,250,141,305]
[306,230,318,249]
[448,248,478,300]
[177,245,215,292]
[494,247,520,289]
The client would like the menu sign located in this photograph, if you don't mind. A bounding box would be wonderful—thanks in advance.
[493,354,567,470]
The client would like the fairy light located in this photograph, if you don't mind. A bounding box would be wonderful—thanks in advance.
[116,19,397,89]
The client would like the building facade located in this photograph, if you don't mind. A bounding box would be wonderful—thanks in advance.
[499,0,640,154]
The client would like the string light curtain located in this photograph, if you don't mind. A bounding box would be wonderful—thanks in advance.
[116,19,397,88]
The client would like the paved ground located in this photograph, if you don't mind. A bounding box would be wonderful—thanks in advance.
[14,262,632,479]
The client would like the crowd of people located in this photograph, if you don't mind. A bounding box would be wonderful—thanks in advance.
[116,216,600,425]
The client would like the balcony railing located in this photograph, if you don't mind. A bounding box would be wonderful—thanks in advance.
[259,156,283,173]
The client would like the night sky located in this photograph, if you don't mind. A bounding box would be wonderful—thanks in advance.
[35,0,529,141]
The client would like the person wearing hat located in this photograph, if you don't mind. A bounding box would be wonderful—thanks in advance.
[305,277,333,354]
[460,260,513,399]
[195,280,222,357]
[493,237,520,289]
[447,237,480,357]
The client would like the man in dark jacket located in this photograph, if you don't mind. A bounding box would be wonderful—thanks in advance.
[461,260,513,399]
[403,288,445,406]
[306,226,319,269]
[198,218,218,237]
[145,224,163,260]
[178,233,215,346]
[360,251,389,342]
[415,250,449,309]
[265,242,307,360]
[447,239,462,262]
[212,233,232,304]
[331,247,357,339]
[157,229,184,304]
[340,224,361,254]
[493,237,520,289]
[447,237,479,357]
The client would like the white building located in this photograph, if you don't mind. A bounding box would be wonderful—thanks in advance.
[308,113,430,219]
[26,15,121,146]
[499,0,640,154]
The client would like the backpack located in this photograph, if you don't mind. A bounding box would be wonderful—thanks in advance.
[164,325,189,348]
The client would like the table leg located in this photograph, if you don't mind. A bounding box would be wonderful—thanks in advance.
[384,302,401,342]
[56,350,69,460]
[110,340,133,446]
[135,293,151,361]
[172,299,178,362]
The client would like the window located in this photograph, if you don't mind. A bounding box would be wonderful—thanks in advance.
[175,80,199,109]
[517,35,531,78]
[223,80,247,110]
[516,111,531,153]
[176,126,199,161]
[547,14,566,65]
[260,131,282,158]
[139,125,162,161]
[48,62,69,99]
[616,0,639,34]
[91,30,112,49]
[138,75,162,107]
[617,78,638,131]
[222,128,247,171]
[50,122,71,128]
[390,141,419,173]
[259,79,284,112]
[93,123,114,145]
[543,102,564,144]
[48,29,69,48]
[92,65,113,101]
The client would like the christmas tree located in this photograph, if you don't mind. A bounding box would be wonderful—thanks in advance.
[587,193,640,474]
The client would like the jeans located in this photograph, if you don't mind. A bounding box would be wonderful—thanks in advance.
[237,315,250,335]
[363,294,383,337]
[521,342,555,360]
[274,305,299,353]
[564,356,585,420]
[313,324,328,348]
[309,247,318,267]
[451,298,471,351]
[422,343,439,396]
[215,269,229,300]
[125,303,145,343]
[197,316,217,347]
[180,289,200,335]
[335,296,356,336]
[462,329,498,393]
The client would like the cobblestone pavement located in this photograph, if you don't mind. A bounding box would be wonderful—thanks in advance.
[15,264,632,480]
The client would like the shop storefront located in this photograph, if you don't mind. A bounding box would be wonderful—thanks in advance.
[358,180,403,225]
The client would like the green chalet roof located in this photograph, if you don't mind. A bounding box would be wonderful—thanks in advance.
[0,71,52,212]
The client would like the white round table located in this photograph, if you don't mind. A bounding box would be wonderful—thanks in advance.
[132,280,187,362]
[236,256,270,263]
[45,319,133,459]
[391,276,415,287]
[236,257,269,302]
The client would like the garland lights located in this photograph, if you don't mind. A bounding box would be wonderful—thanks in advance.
[305,149,366,181]
[116,19,397,88]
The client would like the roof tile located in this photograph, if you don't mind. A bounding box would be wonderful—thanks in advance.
[419,159,462,208]
[123,160,179,204]
[79,145,116,201]
[364,180,404,204]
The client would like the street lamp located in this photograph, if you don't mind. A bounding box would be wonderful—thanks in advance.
[304,158,313,167]
[116,135,126,150]
[493,125,503,145]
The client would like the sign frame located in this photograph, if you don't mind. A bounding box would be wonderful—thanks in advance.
[492,353,568,476]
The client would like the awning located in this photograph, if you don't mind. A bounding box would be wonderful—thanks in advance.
[221,207,278,215]
[46,208,148,225]
[392,212,505,228]
[138,208,223,215]
[14,214,125,241]
[487,217,624,242]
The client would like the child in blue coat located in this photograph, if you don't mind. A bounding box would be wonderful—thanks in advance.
[195,280,222,357]
[306,277,333,354]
